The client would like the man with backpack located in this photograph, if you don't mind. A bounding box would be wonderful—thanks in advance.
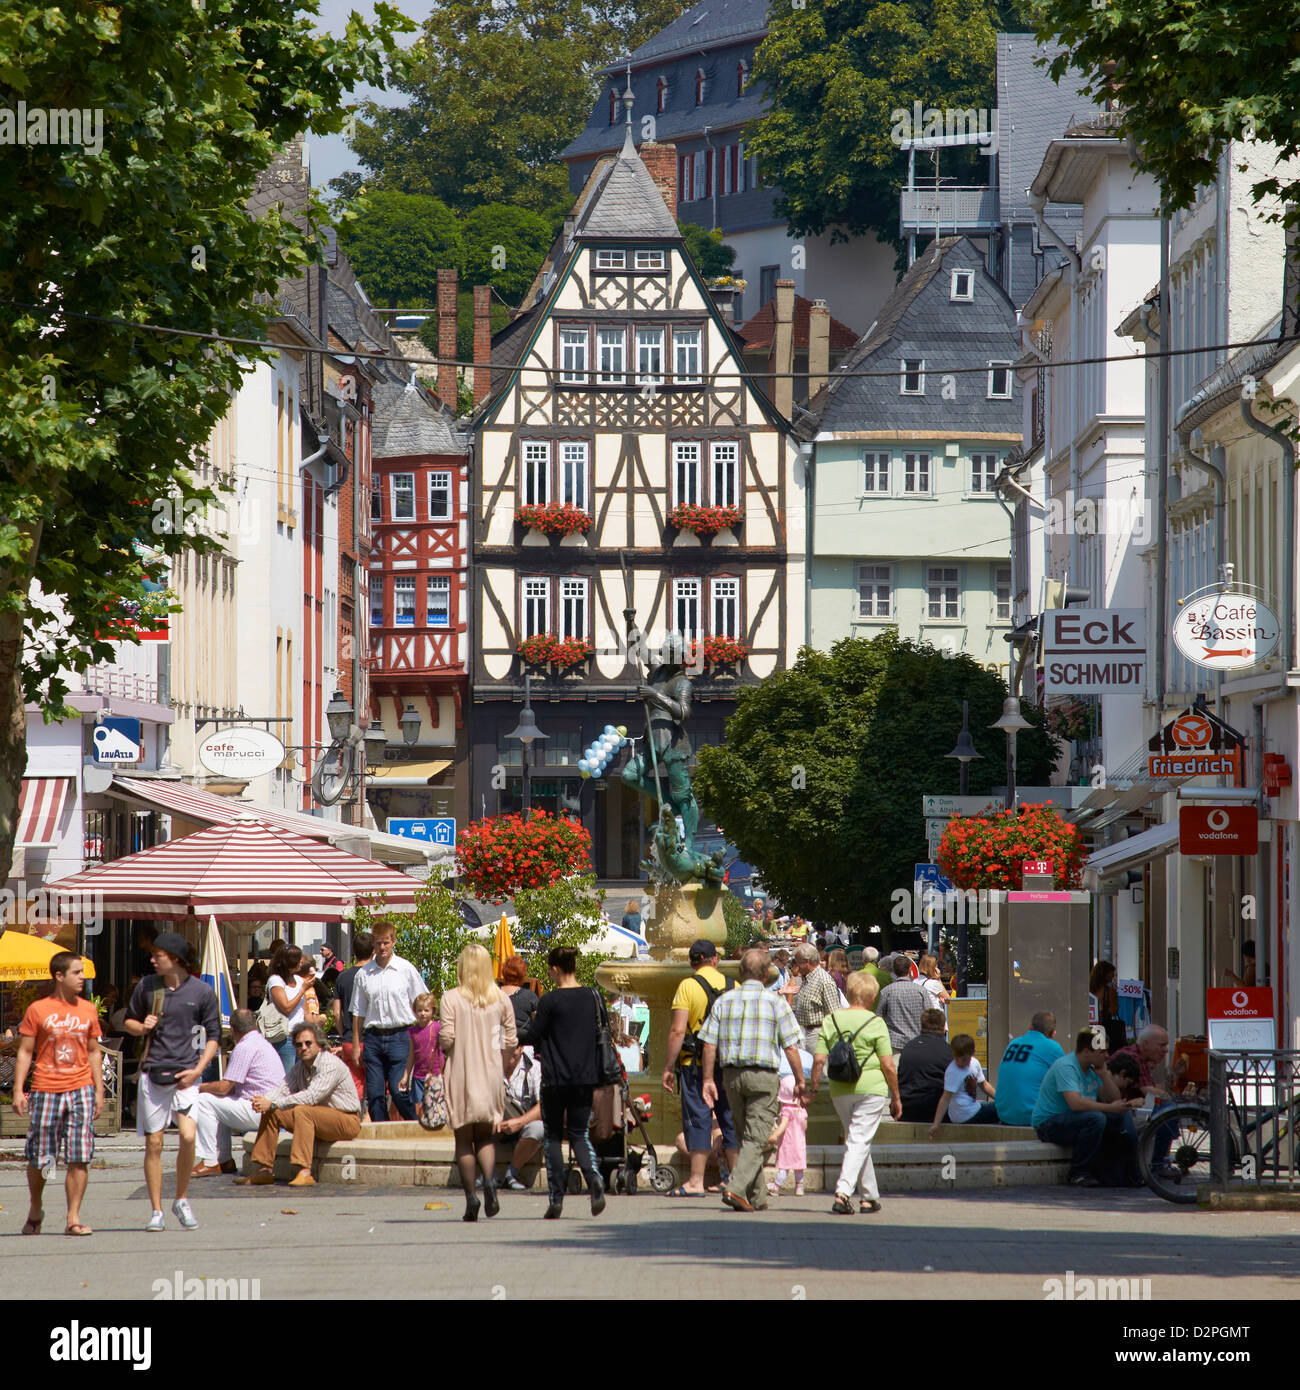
[661,939,738,1197]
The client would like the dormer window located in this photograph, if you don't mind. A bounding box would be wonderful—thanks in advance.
[595,248,626,270]
[901,359,925,395]
[950,269,974,301]
[609,90,618,125]
[987,362,1013,399]
[695,68,706,106]
[657,77,668,113]
[634,249,665,270]
[737,61,748,96]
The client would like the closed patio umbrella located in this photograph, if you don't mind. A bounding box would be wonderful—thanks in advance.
[200,915,236,1024]
[492,914,515,976]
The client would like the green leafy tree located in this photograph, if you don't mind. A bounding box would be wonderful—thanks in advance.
[344,0,687,214]
[512,874,610,988]
[336,190,462,309]
[721,889,760,959]
[460,204,555,305]
[353,872,479,999]
[678,221,738,280]
[0,0,410,884]
[1028,0,1300,223]
[746,0,1011,253]
[694,632,1059,928]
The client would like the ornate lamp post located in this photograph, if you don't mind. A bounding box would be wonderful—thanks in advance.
[506,673,548,822]
[944,699,983,986]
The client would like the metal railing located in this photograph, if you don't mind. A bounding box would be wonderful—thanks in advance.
[84,666,159,703]
[1209,1049,1300,1189]
[900,185,998,234]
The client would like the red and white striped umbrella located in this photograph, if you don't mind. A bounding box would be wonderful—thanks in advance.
[43,815,422,920]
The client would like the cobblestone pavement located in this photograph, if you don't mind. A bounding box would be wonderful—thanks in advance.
[3,1139,1299,1301]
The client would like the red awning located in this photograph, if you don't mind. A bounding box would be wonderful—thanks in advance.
[17,778,71,847]
[43,815,423,920]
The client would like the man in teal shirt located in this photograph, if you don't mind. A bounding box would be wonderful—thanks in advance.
[1033,1029,1143,1186]
[995,1012,1064,1125]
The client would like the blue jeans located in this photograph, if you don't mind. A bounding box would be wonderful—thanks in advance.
[1037,1108,1139,1183]
[1143,1098,1177,1166]
[541,1085,601,1206]
[956,1100,1000,1124]
[275,1037,298,1073]
[362,1029,416,1122]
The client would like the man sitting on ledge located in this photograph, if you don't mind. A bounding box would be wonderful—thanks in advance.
[1032,1029,1144,1188]
[235,1022,361,1188]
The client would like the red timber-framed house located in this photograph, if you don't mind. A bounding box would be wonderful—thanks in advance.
[367,376,471,837]
[469,110,806,878]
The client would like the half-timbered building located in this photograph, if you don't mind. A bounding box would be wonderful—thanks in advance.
[471,112,805,878]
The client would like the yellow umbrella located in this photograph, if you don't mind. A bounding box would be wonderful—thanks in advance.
[492,914,515,978]
[0,930,96,982]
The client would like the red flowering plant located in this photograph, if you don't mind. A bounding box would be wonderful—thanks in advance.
[456,808,593,901]
[702,634,748,665]
[517,503,593,536]
[667,503,743,536]
[516,634,594,668]
[936,802,1085,892]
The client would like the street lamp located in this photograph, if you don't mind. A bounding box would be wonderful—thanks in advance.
[506,673,548,821]
[990,696,1032,811]
[325,690,352,742]
[313,691,422,827]
[944,699,983,796]
[400,703,421,747]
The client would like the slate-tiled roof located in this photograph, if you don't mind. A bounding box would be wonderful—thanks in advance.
[563,86,767,162]
[578,129,682,239]
[803,236,1021,437]
[372,379,466,458]
[738,293,858,354]
[604,0,770,71]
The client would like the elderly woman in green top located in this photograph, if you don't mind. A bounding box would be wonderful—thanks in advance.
[808,971,901,1215]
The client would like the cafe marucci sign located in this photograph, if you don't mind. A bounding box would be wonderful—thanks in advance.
[1172,590,1279,671]
[197,727,286,779]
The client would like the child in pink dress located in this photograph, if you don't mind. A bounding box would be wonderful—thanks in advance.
[767,1072,808,1196]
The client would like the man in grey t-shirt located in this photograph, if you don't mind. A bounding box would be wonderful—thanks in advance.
[877,955,928,1054]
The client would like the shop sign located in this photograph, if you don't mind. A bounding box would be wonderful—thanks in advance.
[1172,591,1279,670]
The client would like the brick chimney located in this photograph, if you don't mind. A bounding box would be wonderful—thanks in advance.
[807,298,830,399]
[772,279,795,418]
[640,140,678,222]
[473,285,492,408]
[436,268,458,408]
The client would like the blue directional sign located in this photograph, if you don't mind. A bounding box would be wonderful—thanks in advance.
[914,863,954,893]
[388,817,456,846]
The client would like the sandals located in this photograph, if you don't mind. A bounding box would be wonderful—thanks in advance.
[859,1199,882,1214]
[21,1211,44,1236]
[830,1195,854,1215]
[65,1223,93,1237]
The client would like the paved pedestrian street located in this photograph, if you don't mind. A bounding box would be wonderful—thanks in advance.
[3,1149,1297,1302]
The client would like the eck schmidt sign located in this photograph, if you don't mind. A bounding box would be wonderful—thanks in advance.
[1042,609,1146,696]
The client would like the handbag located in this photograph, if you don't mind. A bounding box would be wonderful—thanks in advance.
[591,988,623,1087]
[257,985,290,1045]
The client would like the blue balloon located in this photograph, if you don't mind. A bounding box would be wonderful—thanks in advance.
[603,725,616,737]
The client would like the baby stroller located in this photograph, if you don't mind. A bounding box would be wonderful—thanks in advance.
[565,1062,664,1195]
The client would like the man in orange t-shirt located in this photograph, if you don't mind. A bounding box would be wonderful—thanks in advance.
[13,951,104,1237]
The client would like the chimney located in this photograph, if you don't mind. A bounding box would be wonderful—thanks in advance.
[436,267,458,408]
[473,285,492,408]
[640,140,678,222]
[807,298,830,399]
[772,279,795,418]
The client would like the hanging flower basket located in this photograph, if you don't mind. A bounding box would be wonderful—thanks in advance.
[456,809,592,900]
[667,504,743,537]
[936,802,1085,892]
[702,635,748,666]
[517,634,594,669]
[517,503,593,536]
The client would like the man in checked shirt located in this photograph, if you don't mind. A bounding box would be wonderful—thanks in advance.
[790,943,843,1052]
[700,949,805,1213]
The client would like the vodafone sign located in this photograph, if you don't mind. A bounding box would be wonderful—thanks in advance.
[1172,591,1279,670]
[1178,804,1258,855]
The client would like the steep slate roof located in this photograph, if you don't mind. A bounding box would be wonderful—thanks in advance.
[803,236,1021,436]
[371,378,466,458]
[578,128,682,239]
[738,293,858,354]
[997,34,1086,234]
[607,0,770,71]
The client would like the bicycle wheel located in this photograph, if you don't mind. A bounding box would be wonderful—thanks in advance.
[1139,1103,1220,1204]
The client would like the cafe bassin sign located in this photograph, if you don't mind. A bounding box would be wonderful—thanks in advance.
[1172,590,1279,671]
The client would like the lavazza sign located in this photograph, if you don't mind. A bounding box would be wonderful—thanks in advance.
[1043,609,1146,696]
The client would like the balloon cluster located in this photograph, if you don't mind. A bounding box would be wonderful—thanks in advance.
[579,725,629,779]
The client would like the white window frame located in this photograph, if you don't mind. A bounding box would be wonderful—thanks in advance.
[673,576,701,641]
[559,326,590,384]
[863,451,890,494]
[857,563,893,619]
[693,152,706,200]
[522,577,550,638]
[711,440,740,508]
[558,577,588,641]
[987,361,1012,399]
[427,575,450,627]
[927,566,961,620]
[370,575,384,627]
[901,359,925,396]
[428,470,452,520]
[522,441,551,506]
[595,248,625,270]
[969,453,999,495]
[711,576,740,638]
[391,472,415,521]
[950,269,974,302]
[560,441,589,511]
[634,249,666,270]
[636,327,665,384]
[736,139,746,193]
[673,441,703,506]
[903,451,931,495]
[597,327,627,384]
[674,326,702,384]
[393,575,416,628]
[994,565,1012,621]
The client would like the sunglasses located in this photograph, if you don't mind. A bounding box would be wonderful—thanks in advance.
[294,1040,317,1050]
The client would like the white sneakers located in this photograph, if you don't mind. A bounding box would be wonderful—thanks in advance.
[145,1210,166,1232]
[171,1197,198,1230]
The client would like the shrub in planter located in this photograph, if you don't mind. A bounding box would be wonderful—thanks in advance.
[667,503,743,537]
[456,809,593,901]
[936,802,1085,892]
[517,503,593,536]
[516,634,595,668]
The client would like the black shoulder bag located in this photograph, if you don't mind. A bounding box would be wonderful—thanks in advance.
[591,988,624,1086]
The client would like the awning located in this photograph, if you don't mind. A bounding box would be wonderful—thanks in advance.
[1085,821,1179,883]
[107,777,448,867]
[369,759,453,788]
[16,777,71,847]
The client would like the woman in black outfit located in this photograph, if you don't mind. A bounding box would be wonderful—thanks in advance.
[519,946,606,1220]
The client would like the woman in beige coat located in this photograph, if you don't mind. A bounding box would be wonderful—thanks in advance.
[439,944,517,1221]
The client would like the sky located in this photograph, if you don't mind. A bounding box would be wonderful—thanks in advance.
[307,0,423,192]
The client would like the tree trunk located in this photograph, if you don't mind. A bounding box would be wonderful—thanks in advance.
[0,605,27,889]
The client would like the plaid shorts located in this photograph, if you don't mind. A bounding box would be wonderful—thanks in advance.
[24,1086,96,1169]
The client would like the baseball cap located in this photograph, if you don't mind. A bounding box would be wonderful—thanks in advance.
[688,939,719,964]
[151,931,193,965]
